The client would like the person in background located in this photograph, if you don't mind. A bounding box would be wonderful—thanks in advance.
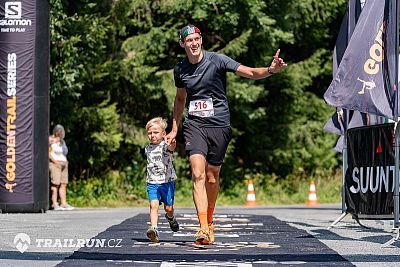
[49,124,74,211]
[165,25,287,244]
[145,117,180,243]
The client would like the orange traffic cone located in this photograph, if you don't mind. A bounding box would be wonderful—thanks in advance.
[244,180,257,206]
[306,180,319,206]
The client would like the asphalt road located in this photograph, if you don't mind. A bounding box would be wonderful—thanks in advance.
[0,204,399,266]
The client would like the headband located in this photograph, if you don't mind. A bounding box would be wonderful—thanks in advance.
[179,25,201,41]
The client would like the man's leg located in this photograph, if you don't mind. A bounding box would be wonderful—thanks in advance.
[205,164,221,221]
[203,126,231,243]
[190,154,208,229]
[205,164,221,244]
[190,154,212,244]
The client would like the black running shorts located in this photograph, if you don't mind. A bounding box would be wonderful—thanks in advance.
[183,122,232,166]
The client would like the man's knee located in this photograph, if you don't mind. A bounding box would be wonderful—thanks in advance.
[207,176,217,184]
[206,166,220,184]
[192,169,206,181]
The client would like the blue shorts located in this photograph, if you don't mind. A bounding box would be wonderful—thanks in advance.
[146,181,175,206]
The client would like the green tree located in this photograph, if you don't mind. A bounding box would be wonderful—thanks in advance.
[50,0,122,179]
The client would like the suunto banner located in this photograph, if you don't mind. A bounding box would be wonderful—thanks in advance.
[345,124,395,215]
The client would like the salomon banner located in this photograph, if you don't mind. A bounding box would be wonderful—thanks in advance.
[0,0,49,212]
[345,124,395,215]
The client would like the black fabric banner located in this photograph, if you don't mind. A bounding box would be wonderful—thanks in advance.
[324,0,369,153]
[332,0,362,77]
[0,0,49,211]
[324,0,398,120]
[345,124,395,215]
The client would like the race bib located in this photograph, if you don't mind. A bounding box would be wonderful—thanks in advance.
[188,98,214,117]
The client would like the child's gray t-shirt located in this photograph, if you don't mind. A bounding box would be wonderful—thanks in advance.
[145,142,177,184]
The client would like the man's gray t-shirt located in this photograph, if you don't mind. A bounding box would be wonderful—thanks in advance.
[174,51,240,127]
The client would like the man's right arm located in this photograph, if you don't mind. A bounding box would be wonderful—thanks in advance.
[165,87,186,144]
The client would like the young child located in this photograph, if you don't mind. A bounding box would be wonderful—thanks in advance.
[145,117,179,243]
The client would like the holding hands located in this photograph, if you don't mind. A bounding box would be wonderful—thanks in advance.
[167,137,177,151]
[164,131,177,147]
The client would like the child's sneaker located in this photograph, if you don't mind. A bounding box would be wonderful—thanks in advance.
[146,226,159,243]
[208,221,215,244]
[165,213,179,232]
[195,228,210,245]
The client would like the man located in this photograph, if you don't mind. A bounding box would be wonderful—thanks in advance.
[165,25,287,245]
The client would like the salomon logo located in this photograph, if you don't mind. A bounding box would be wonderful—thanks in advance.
[5,2,21,19]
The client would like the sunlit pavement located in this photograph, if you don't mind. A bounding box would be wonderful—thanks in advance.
[0,205,399,266]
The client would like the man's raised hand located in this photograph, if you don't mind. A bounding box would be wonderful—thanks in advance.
[269,49,287,74]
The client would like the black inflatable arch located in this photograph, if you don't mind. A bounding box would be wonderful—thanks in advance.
[0,0,50,212]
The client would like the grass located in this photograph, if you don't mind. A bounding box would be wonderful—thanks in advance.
[67,169,342,208]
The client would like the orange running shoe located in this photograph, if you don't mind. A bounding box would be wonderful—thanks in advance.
[208,221,215,244]
[195,228,210,245]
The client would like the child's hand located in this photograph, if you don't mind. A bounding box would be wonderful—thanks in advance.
[164,131,177,145]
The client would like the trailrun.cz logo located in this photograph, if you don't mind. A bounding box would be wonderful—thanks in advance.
[13,233,123,253]
[14,233,30,253]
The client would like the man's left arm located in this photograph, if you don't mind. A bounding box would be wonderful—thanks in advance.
[236,65,272,80]
[235,49,287,80]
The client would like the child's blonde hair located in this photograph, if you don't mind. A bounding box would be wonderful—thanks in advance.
[146,117,168,131]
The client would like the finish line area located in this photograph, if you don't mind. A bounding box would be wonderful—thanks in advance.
[58,213,350,267]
